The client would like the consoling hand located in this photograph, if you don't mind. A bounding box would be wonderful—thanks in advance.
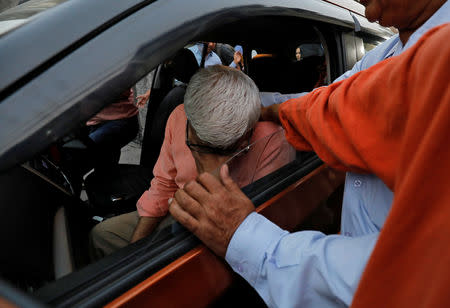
[169,164,255,258]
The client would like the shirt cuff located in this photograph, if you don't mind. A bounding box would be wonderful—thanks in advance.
[225,212,288,285]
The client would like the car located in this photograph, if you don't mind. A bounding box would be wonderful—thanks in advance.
[0,0,393,307]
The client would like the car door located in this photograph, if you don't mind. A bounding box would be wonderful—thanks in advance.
[0,0,392,307]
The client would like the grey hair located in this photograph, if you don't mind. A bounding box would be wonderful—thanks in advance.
[184,65,261,149]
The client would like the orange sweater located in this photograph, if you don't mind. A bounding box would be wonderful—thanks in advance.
[279,24,450,307]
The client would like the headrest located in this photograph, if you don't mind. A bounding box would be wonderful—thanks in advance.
[169,49,199,84]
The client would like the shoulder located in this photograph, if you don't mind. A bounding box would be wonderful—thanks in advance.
[171,104,186,117]
[252,121,283,141]
[167,104,187,127]
[210,52,222,63]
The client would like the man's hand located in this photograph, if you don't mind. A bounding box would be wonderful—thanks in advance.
[233,52,243,70]
[169,164,254,258]
[260,104,281,124]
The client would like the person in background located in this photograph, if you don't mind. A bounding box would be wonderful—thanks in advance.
[295,46,301,61]
[138,44,246,105]
[85,88,144,167]
[62,88,145,195]
[189,42,222,68]
[230,45,244,71]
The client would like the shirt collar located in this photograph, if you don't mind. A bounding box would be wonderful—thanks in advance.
[403,0,450,51]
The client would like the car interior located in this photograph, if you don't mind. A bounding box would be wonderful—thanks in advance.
[0,13,349,306]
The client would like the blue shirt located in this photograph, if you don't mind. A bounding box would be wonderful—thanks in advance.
[227,2,450,307]
[188,43,222,67]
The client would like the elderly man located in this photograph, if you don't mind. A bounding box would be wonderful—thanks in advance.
[90,65,293,259]
[169,0,449,307]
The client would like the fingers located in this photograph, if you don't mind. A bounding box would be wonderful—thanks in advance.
[196,172,224,193]
[136,90,151,107]
[184,180,210,203]
[136,96,147,107]
[169,198,198,232]
[219,164,241,192]
[174,189,203,219]
[194,165,240,194]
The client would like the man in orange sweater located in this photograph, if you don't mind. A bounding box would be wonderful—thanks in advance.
[170,23,450,308]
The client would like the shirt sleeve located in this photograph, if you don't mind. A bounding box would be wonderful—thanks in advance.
[137,110,180,217]
[226,212,378,307]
